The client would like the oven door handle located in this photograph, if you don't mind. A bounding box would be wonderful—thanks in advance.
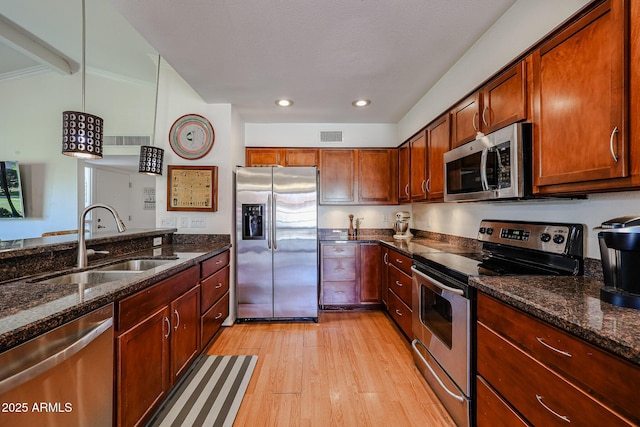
[411,339,465,403]
[411,266,464,296]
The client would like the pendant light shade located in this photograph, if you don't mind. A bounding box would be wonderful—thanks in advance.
[62,0,104,159]
[138,55,163,175]
[62,111,103,158]
[138,145,164,175]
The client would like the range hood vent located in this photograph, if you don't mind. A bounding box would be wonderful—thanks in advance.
[320,131,343,143]
[103,135,150,146]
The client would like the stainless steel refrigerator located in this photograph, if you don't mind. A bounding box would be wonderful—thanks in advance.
[235,166,318,321]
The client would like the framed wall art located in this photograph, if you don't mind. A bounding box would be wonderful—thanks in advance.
[167,165,218,212]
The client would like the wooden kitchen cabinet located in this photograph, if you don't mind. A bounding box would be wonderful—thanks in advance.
[425,113,450,201]
[532,0,628,194]
[398,142,410,203]
[380,246,390,307]
[320,242,383,307]
[320,149,398,205]
[409,130,428,201]
[451,93,481,148]
[116,266,200,427]
[200,250,230,347]
[385,248,413,340]
[477,292,639,426]
[359,243,382,303]
[481,61,528,134]
[246,148,318,166]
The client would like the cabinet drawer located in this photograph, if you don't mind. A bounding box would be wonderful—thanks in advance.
[476,375,529,427]
[478,293,639,422]
[477,322,632,426]
[322,281,357,304]
[201,250,230,278]
[201,265,229,312]
[118,266,199,331]
[201,293,229,347]
[388,250,411,275]
[322,244,357,258]
[322,257,356,281]
[387,289,412,339]
[388,263,411,304]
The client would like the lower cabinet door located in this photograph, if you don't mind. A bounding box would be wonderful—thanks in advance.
[117,306,170,427]
[387,289,412,339]
[476,375,529,427]
[170,286,201,383]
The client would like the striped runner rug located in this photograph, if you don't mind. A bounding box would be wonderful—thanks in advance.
[147,355,258,427]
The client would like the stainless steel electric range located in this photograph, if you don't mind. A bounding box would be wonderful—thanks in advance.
[411,219,584,426]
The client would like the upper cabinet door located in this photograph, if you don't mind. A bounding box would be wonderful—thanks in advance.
[284,149,319,166]
[409,130,428,201]
[320,149,356,204]
[426,113,450,201]
[532,0,628,189]
[451,93,481,148]
[481,61,528,134]
[246,148,284,166]
[358,149,398,205]
[398,142,411,203]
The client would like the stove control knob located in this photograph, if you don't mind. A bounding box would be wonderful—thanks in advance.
[479,227,486,234]
[553,234,565,244]
[540,233,551,242]
[486,228,494,235]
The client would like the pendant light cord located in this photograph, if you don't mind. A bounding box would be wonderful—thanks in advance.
[152,55,161,146]
[81,0,86,113]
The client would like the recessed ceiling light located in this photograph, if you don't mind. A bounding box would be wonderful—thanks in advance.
[275,99,293,107]
[352,99,371,107]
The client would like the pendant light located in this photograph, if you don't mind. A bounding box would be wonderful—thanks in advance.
[138,55,164,175]
[62,0,104,159]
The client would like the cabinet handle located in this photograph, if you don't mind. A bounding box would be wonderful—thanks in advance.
[335,291,345,294]
[609,126,619,163]
[536,337,572,358]
[535,394,570,423]
[216,259,223,265]
[395,280,403,287]
[482,105,489,127]
[404,184,409,196]
[395,309,403,316]
[215,282,223,289]
[472,111,479,131]
[395,258,403,264]
[383,253,388,264]
[173,309,180,330]
[334,247,345,253]
[421,179,427,193]
[214,313,223,320]
[163,317,170,339]
[426,178,431,193]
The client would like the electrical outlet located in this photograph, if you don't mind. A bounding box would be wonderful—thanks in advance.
[153,237,162,246]
[191,217,206,228]
[180,217,189,228]
[383,214,389,223]
[160,216,176,227]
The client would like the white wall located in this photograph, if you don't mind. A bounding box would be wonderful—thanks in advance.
[246,123,397,148]
[154,63,234,235]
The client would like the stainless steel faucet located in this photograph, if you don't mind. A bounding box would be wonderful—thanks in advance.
[77,203,126,268]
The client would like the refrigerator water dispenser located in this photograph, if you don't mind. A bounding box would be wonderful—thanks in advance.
[242,204,265,239]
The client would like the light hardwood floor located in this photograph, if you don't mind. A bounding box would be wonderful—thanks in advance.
[205,311,455,426]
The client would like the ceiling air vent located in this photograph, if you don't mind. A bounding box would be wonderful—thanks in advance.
[320,131,343,143]
[103,136,150,146]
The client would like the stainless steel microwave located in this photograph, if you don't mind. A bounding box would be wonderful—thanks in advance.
[444,123,532,202]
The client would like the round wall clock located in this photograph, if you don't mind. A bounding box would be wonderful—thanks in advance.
[168,114,215,159]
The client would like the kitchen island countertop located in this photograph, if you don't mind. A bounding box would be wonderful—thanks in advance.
[0,241,230,353]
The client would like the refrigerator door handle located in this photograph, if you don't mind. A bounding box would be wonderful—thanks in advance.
[267,193,272,249]
[272,194,278,250]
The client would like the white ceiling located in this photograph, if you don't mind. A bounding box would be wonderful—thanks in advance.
[108,0,517,124]
[1,0,516,124]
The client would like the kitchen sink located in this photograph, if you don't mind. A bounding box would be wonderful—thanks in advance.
[95,259,173,272]
[34,270,141,286]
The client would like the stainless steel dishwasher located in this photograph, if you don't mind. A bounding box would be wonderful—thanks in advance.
[0,304,114,427]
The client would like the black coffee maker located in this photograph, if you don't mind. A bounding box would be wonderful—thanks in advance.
[597,216,640,310]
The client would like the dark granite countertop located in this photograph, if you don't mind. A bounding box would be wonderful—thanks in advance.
[0,241,230,353]
[470,275,640,365]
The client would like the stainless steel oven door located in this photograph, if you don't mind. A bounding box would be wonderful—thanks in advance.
[411,265,471,395]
